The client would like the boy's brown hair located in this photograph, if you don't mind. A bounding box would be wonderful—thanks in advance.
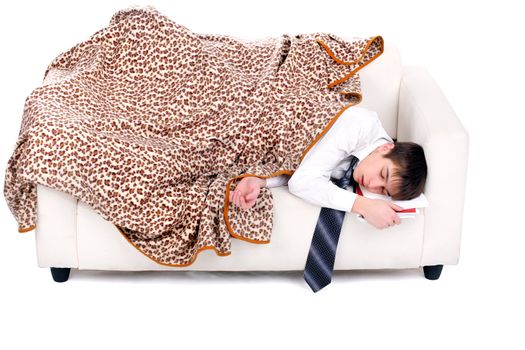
[384,141,427,200]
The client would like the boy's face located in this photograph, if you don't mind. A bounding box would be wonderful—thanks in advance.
[352,143,398,196]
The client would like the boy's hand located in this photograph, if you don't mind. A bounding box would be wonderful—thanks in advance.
[351,196,403,230]
[229,176,265,210]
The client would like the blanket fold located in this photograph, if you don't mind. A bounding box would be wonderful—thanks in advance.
[3,5,384,266]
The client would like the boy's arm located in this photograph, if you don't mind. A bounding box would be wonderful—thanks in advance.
[288,170,359,212]
[264,174,401,229]
[264,175,382,217]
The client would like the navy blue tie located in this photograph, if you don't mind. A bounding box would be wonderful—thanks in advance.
[303,155,359,292]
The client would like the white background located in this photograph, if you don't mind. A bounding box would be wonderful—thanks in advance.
[1,0,524,349]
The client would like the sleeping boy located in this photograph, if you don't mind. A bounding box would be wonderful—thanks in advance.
[229,106,427,230]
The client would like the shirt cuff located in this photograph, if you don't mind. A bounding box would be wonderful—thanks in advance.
[265,175,290,188]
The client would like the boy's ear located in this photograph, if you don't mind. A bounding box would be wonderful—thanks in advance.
[379,142,395,153]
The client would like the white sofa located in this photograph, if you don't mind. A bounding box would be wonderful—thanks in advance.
[34,41,469,283]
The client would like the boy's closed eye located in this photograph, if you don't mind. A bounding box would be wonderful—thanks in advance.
[382,166,391,197]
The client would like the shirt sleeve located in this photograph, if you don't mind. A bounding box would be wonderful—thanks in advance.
[287,113,362,213]
[265,174,290,188]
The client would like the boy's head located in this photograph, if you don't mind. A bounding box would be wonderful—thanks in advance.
[352,141,427,200]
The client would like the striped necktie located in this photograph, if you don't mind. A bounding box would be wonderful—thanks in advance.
[303,155,359,292]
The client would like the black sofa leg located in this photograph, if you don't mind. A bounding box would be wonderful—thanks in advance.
[50,267,71,282]
[423,265,443,280]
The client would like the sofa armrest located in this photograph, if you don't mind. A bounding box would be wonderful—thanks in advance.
[397,66,469,266]
[35,184,79,268]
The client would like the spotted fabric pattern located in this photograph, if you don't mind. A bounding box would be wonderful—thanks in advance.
[3,5,384,266]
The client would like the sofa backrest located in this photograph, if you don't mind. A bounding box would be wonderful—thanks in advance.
[357,42,401,139]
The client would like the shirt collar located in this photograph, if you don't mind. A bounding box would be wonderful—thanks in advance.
[353,137,393,164]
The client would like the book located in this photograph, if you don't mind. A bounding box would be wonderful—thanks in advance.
[354,184,429,221]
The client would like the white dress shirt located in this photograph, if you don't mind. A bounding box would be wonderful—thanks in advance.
[265,106,393,213]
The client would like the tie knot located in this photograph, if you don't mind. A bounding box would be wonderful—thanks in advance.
[334,155,359,190]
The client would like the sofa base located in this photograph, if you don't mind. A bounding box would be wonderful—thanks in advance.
[48,265,445,283]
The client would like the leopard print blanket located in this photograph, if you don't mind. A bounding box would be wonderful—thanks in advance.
[3,5,383,266]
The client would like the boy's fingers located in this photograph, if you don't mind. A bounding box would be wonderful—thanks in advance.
[240,195,247,209]
[245,191,257,200]
[390,203,404,211]
[230,189,258,209]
